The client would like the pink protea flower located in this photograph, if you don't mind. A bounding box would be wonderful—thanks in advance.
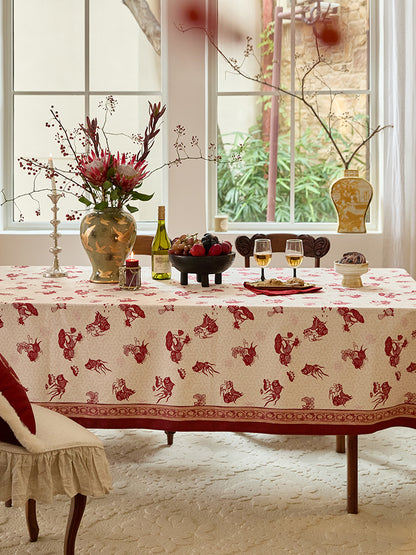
[78,151,112,187]
[17,99,166,214]
[113,153,148,193]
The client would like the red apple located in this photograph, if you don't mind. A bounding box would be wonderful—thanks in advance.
[220,241,232,254]
[190,243,206,256]
[208,243,223,256]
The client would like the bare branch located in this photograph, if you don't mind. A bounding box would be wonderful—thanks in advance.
[122,0,161,55]
[345,124,392,169]
[181,25,390,171]
[299,54,347,167]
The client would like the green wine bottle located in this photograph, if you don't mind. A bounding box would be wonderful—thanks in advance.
[151,206,171,280]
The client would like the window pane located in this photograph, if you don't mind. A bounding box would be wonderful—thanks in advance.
[217,0,263,93]
[293,93,368,224]
[14,0,84,91]
[293,0,369,93]
[90,0,161,91]
[14,95,85,224]
[217,95,290,223]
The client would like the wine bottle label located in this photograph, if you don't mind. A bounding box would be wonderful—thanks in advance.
[153,254,171,273]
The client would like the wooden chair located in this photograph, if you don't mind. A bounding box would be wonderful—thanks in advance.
[132,234,154,257]
[235,233,330,268]
[235,233,345,453]
[132,235,176,446]
[1,405,111,554]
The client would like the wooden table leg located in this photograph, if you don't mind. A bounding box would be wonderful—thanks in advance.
[64,493,87,555]
[336,435,345,453]
[165,431,175,446]
[347,435,358,514]
[25,499,39,542]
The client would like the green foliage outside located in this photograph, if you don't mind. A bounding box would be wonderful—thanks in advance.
[217,122,346,223]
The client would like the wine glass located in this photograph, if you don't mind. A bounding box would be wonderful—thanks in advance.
[254,238,272,281]
[285,239,304,278]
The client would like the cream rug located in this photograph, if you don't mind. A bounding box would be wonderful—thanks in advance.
[1,427,416,554]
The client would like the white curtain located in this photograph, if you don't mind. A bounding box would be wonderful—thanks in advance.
[382,0,416,277]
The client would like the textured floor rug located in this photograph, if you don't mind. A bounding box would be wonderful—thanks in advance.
[1,427,416,554]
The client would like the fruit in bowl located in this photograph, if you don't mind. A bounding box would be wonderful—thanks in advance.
[169,233,232,257]
[169,233,235,287]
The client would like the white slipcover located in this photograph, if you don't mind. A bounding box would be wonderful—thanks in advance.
[0,405,112,507]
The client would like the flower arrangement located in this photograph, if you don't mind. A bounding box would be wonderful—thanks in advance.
[19,97,166,217]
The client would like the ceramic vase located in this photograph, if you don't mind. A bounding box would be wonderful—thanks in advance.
[330,169,373,233]
[80,208,136,283]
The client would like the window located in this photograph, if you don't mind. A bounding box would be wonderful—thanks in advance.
[6,0,163,229]
[213,0,376,229]
[1,0,380,243]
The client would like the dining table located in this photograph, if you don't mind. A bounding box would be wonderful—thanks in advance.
[1,264,416,513]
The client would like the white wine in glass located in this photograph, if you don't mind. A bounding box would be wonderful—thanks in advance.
[254,238,272,281]
[285,239,304,278]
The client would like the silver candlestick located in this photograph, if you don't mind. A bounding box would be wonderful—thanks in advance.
[43,192,67,278]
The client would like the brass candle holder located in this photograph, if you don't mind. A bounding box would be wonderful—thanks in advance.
[43,192,67,278]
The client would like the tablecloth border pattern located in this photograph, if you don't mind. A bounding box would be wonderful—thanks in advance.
[37,402,416,435]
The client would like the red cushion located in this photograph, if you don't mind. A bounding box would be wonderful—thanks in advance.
[0,417,20,444]
[0,353,36,445]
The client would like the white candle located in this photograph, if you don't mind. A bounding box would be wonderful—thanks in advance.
[48,156,57,195]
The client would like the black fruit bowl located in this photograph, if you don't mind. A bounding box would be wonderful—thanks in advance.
[169,252,236,287]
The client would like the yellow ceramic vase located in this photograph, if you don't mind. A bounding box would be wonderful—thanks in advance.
[330,169,373,233]
[80,208,136,283]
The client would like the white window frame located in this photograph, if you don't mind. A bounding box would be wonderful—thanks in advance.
[2,0,165,233]
[207,0,381,233]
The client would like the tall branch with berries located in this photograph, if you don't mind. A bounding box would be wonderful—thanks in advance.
[18,98,166,218]
[13,96,227,221]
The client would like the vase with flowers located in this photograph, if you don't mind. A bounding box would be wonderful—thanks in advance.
[20,98,166,282]
[76,138,155,283]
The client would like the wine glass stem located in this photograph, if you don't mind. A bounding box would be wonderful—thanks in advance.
[261,268,265,281]
[293,268,296,278]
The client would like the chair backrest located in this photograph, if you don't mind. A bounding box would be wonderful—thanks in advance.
[235,233,330,268]
[132,235,154,256]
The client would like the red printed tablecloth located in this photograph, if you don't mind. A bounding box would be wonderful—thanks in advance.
[1,265,416,435]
